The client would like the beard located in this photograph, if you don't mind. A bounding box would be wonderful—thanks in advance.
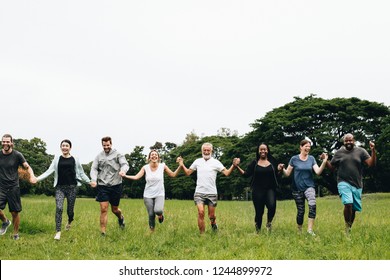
[2,144,12,152]
[202,153,211,160]
[345,143,354,151]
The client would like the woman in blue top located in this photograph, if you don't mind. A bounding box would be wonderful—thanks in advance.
[36,140,92,240]
[279,139,328,236]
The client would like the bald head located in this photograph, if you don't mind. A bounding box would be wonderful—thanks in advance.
[343,133,355,151]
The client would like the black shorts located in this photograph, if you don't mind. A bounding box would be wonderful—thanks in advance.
[96,184,123,206]
[0,185,22,212]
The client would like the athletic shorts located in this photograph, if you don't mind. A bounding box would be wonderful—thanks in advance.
[194,192,218,207]
[337,181,362,212]
[0,185,22,212]
[96,184,123,206]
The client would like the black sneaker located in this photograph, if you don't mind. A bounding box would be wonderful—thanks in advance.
[266,223,272,233]
[118,215,125,229]
[101,232,106,237]
[211,223,218,232]
[158,214,164,224]
[0,219,11,235]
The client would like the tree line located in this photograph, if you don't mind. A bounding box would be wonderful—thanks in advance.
[17,95,390,200]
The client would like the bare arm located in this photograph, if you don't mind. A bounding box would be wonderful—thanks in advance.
[283,164,294,177]
[22,162,37,184]
[221,164,235,176]
[221,157,240,176]
[313,153,328,175]
[177,157,195,176]
[325,160,335,172]
[122,167,145,181]
[235,164,245,175]
[164,164,182,178]
[365,141,376,167]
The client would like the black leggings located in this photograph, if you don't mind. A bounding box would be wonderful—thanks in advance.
[252,188,276,229]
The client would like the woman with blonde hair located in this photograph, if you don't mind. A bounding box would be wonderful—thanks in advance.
[122,150,181,232]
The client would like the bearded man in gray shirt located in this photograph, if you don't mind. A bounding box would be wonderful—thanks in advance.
[90,136,129,236]
[326,133,376,236]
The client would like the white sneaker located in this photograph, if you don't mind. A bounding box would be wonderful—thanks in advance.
[54,232,61,240]
[307,229,316,236]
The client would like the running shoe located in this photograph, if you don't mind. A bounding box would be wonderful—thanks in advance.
[118,215,125,229]
[0,219,11,235]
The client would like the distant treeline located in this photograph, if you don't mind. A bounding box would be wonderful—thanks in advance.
[17,95,390,200]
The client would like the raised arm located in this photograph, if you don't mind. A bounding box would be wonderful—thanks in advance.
[164,163,182,178]
[221,158,240,176]
[365,141,376,167]
[177,156,195,176]
[313,153,328,175]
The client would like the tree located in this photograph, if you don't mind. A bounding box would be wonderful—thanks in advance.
[123,146,147,198]
[375,115,390,192]
[243,95,390,196]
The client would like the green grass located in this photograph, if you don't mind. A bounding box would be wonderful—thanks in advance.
[1,193,390,260]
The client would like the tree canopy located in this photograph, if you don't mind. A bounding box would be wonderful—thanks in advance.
[10,95,390,199]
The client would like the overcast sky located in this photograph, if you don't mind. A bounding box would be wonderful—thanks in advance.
[1,0,389,163]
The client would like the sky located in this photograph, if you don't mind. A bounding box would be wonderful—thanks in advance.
[1,0,390,164]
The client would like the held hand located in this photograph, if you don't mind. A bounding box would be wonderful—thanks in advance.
[119,171,126,177]
[176,156,184,165]
[369,140,375,150]
[320,152,328,161]
[90,181,97,188]
[278,163,285,171]
[233,158,240,166]
[29,176,38,184]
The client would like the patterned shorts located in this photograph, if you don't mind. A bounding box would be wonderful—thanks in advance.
[194,192,218,207]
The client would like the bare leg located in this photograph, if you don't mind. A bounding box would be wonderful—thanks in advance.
[99,202,109,234]
[196,203,205,234]
[11,211,20,235]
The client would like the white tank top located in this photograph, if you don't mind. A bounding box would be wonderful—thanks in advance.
[143,163,165,198]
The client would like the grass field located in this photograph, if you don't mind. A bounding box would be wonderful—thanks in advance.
[1,193,389,260]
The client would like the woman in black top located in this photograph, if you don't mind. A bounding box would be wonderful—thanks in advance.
[236,143,280,233]
[36,140,91,240]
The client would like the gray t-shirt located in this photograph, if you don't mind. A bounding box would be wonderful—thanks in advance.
[330,146,370,189]
[0,150,26,188]
[90,149,129,187]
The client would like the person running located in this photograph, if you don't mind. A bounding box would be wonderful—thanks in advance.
[90,136,129,236]
[121,150,181,232]
[36,139,92,240]
[178,142,237,234]
[235,143,281,233]
[279,139,328,236]
[326,133,376,235]
[0,134,37,240]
